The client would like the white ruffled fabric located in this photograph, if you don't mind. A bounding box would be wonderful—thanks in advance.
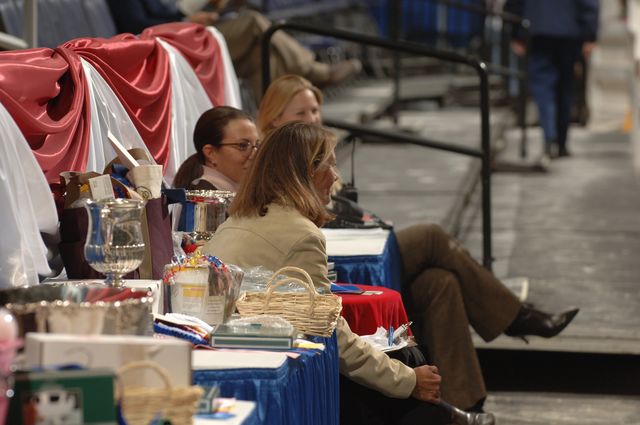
[207,26,242,109]
[82,58,154,174]
[0,102,57,287]
[157,38,213,186]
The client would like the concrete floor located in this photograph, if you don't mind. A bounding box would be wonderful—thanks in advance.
[464,127,640,355]
[485,392,640,425]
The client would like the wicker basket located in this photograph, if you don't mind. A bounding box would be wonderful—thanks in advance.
[117,361,203,425]
[235,266,342,337]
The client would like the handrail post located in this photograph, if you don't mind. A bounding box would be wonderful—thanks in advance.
[389,0,401,124]
[477,61,493,270]
[260,22,276,97]
[24,0,37,48]
[519,20,531,158]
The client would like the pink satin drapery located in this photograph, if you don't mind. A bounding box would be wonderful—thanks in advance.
[0,48,90,183]
[142,23,225,106]
[0,23,226,184]
[63,34,173,168]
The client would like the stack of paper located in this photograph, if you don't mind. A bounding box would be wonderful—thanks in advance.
[192,350,288,370]
[322,228,390,256]
[209,324,295,350]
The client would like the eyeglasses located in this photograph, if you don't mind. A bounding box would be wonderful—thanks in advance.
[219,141,260,153]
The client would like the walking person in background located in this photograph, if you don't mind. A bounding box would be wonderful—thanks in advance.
[504,0,599,160]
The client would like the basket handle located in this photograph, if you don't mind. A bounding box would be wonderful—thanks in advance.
[264,266,318,310]
[115,360,173,403]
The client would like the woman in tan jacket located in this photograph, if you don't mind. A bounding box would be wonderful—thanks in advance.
[202,122,494,425]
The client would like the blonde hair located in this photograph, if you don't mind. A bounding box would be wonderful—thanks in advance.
[230,121,336,227]
[257,74,323,136]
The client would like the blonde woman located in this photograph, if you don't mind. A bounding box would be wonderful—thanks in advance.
[256,75,580,412]
[257,75,323,135]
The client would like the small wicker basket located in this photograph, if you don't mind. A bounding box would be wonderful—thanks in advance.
[235,266,342,337]
[117,360,203,425]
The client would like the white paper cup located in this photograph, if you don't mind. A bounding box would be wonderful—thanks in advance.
[129,164,163,199]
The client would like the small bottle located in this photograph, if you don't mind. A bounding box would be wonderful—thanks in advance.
[0,308,19,425]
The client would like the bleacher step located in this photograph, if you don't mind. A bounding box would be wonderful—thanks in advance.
[485,392,640,424]
[474,333,640,355]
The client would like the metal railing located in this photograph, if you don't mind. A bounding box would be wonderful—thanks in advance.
[0,0,37,50]
[261,22,495,269]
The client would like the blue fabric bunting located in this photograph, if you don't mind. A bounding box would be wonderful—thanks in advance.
[329,230,403,291]
[192,333,339,425]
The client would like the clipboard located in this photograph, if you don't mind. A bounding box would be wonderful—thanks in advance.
[330,283,365,295]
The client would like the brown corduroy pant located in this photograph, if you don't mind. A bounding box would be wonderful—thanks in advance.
[395,223,521,409]
[215,11,330,101]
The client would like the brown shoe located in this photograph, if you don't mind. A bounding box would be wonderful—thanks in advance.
[325,59,362,85]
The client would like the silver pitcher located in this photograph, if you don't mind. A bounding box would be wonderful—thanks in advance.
[84,199,145,287]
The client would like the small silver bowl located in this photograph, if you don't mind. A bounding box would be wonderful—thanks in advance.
[0,283,153,337]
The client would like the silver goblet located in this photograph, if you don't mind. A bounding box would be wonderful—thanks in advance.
[84,199,145,287]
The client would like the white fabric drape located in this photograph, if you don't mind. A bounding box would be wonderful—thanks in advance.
[0,102,57,287]
[157,38,214,185]
[82,58,154,174]
[207,26,242,109]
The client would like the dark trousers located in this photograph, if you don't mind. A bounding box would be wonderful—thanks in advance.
[340,347,450,425]
[395,224,521,409]
[529,36,583,148]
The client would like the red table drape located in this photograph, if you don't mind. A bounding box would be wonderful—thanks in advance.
[0,48,91,184]
[63,34,173,168]
[141,23,225,106]
[338,284,411,336]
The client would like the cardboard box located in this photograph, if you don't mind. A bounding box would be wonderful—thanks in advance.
[8,367,116,425]
[25,333,192,387]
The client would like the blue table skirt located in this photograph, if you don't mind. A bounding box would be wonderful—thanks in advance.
[329,230,403,291]
[193,333,339,425]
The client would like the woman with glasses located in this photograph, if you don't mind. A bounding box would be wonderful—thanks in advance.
[173,106,259,191]
[256,74,580,413]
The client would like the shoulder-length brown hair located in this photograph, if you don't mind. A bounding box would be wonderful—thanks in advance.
[257,74,323,137]
[229,121,336,227]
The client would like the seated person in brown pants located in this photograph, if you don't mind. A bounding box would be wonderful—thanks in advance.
[255,74,580,412]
